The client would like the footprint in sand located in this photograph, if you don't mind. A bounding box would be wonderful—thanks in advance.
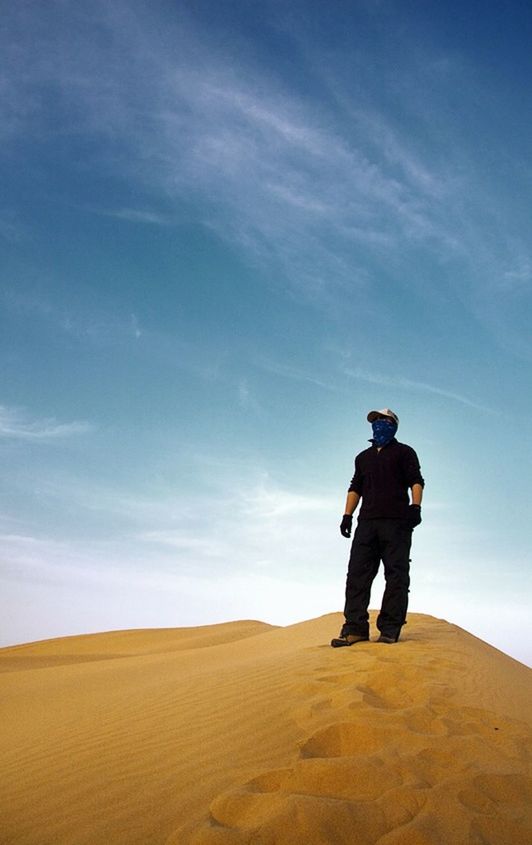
[178,649,531,845]
[299,720,394,758]
[459,773,532,845]
[182,692,531,845]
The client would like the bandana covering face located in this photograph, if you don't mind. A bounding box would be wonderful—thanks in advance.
[371,418,398,447]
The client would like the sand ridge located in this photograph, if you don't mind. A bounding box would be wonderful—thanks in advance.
[1,612,531,844]
[0,620,276,673]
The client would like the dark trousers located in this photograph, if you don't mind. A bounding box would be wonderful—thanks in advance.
[342,518,412,639]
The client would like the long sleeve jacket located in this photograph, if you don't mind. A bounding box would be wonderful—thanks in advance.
[348,438,425,520]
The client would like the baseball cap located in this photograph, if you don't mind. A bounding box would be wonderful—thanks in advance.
[367,408,399,425]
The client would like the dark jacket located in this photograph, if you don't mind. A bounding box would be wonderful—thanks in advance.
[348,438,424,520]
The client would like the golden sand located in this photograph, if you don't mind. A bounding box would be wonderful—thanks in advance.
[1,612,531,844]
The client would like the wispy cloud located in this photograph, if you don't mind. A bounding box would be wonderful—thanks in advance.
[257,357,494,415]
[258,359,338,392]
[239,482,331,519]
[0,465,340,580]
[0,405,94,441]
[2,284,145,347]
[95,207,173,226]
[136,530,226,560]
[343,367,496,414]
[237,379,262,414]
[500,259,532,293]
[2,1,531,354]
[0,4,447,297]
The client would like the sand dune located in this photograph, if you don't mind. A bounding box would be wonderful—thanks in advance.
[1,612,530,844]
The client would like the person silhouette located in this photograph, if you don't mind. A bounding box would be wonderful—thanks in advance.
[331,408,424,646]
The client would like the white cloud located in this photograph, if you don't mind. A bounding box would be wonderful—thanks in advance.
[256,357,495,416]
[0,405,94,441]
[0,4,449,296]
[130,313,142,339]
[2,286,146,347]
[343,367,496,414]
[501,260,532,292]
[0,466,342,583]
[239,482,331,519]
[3,0,531,356]
[258,359,338,392]
[237,379,262,414]
[137,530,225,557]
[97,207,172,226]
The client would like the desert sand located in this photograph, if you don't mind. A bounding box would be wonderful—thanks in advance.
[1,612,531,845]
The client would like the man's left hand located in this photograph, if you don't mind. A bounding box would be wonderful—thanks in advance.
[340,514,353,537]
[407,504,422,528]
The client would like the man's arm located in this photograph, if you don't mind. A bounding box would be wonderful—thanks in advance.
[344,490,361,515]
[410,483,423,506]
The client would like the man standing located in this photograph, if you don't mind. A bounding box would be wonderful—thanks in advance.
[331,408,424,647]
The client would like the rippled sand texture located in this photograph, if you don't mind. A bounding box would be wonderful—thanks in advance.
[1,613,531,844]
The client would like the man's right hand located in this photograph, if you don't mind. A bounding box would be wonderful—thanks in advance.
[340,514,353,538]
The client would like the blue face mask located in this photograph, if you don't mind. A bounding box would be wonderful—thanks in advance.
[371,418,397,447]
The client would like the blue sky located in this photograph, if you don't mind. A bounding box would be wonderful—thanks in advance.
[1,0,531,664]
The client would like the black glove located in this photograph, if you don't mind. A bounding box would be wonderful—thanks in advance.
[407,504,422,528]
[340,514,353,538]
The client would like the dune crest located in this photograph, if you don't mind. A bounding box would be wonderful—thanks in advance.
[1,612,531,844]
[0,620,276,671]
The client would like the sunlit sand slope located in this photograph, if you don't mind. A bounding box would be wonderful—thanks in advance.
[1,613,530,844]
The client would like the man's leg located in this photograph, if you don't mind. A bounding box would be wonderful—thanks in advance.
[342,520,380,639]
[377,519,412,641]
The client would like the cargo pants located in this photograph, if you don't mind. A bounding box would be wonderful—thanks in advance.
[341,518,412,641]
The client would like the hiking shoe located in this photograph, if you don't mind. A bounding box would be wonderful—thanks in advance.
[377,634,398,644]
[330,634,369,648]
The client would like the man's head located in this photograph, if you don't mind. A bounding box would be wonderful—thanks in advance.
[367,408,399,426]
[367,408,399,448]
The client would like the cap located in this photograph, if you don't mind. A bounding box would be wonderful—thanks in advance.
[367,408,399,425]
